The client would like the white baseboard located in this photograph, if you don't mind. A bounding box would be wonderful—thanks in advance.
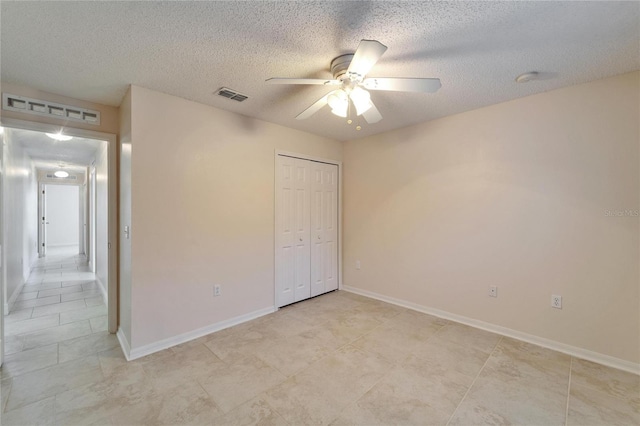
[116,327,132,361]
[121,306,277,361]
[343,285,640,375]
[95,277,108,303]
[5,277,28,316]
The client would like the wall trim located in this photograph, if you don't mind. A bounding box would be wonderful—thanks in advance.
[116,327,132,361]
[95,276,108,304]
[5,280,25,315]
[343,285,640,375]
[125,306,277,361]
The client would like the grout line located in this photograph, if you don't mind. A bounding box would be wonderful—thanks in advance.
[564,356,573,426]
[445,336,503,426]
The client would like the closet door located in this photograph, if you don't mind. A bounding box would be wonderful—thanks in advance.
[275,156,311,307]
[310,162,339,296]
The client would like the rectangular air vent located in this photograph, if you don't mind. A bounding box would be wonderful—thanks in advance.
[2,93,101,125]
[45,173,77,180]
[217,87,248,102]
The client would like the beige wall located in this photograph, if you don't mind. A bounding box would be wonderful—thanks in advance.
[127,86,342,349]
[1,82,119,135]
[343,72,640,364]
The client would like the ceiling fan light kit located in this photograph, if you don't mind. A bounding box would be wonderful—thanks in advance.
[267,39,442,128]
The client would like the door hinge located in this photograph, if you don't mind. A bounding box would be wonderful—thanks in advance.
[108,242,111,249]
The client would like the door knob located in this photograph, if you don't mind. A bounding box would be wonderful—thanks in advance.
[317,235,321,239]
[299,238,302,242]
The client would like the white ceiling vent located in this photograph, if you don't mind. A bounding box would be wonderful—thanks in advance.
[2,93,101,125]
[217,87,248,102]
[45,173,78,180]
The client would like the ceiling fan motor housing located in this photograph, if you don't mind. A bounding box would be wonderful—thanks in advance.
[330,54,355,80]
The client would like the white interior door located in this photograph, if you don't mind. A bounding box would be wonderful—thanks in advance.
[276,155,338,307]
[275,156,311,307]
[310,162,339,296]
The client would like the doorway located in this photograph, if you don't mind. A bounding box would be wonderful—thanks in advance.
[0,119,117,367]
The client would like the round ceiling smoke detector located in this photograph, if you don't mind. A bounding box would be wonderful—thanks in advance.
[515,72,539,83]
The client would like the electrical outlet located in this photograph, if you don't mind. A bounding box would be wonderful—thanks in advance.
[214,285,221,297]
[356,260,361,270]
[489,286,498,298]
[551,295,562,309]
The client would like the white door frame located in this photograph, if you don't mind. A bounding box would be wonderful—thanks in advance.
[38,183,47,257]
[89,166,97,273]
[0,118,118,338]
[274,150,343,309]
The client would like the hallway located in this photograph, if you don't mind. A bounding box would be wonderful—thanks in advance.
[2,245,115,378]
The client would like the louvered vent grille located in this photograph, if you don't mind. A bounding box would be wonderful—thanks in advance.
[217,88,248,102]
[45,173,78,180]
[2,93,101,125]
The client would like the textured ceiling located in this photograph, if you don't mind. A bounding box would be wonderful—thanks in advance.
[1,1,638,141]
[11,128,101,173]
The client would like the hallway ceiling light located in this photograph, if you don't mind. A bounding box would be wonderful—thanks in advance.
[46,132,73,141]
[54,170,70,178]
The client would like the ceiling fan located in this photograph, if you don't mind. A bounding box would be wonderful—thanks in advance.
[266,40,441,125]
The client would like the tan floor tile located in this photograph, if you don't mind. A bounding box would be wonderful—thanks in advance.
[567,383,640,426]
[6,355,103,411]
[334,355,472,426]
[448,347,570,426]
[256,331,336,377]
[58,331,120,363]
[571,358,640,405]
[213,396,288,426]
[410,335,491,378]
[22,320,93,351]
[351,319,441,365]
[143,341,225,384]
[55,362,155,425]
[110,380,222,425]
[2,396,55,426]
[434,323,502,355]
[0,344,59,379]
[203,326,283,362]
[198,354,286,413]
[265,345,393,425]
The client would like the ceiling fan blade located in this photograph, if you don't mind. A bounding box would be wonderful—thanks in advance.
[362,101,382,124]
[347,40,388,77]
[362,77,442,93]
[266,78,341,86]
[295,93,331,120]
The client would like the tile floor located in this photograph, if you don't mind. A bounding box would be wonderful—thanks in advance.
[1,253,638,425]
